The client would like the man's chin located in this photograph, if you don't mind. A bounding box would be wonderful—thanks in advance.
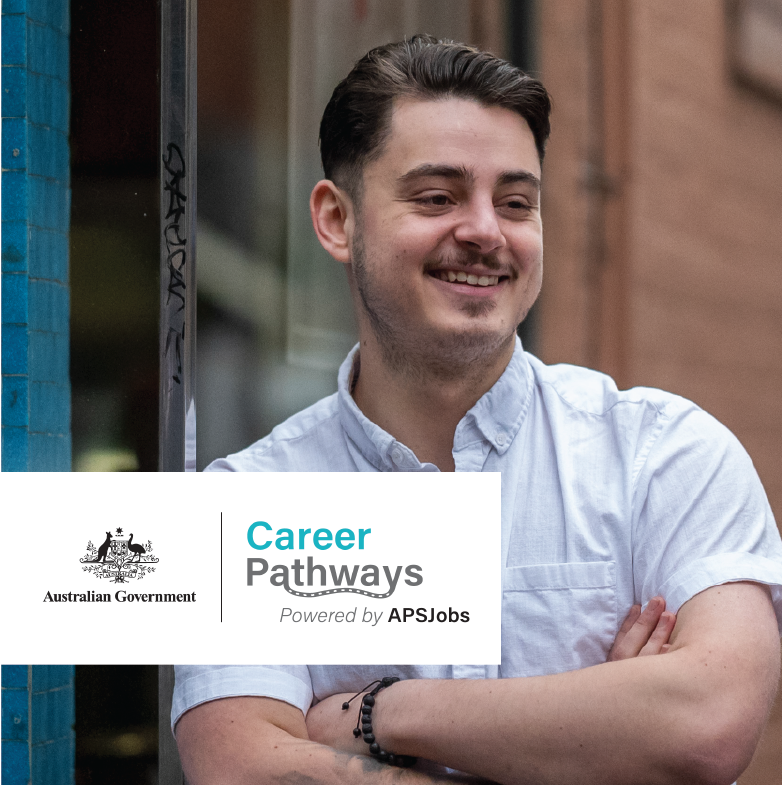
[454,297,500,319]
[379,324,517,381]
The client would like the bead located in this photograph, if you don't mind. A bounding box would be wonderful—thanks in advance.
[350,677,413,767]
[341,702,350,710]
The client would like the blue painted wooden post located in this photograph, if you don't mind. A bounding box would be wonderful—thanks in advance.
[2,666,75,785]
[2,0,71,471]
[2,2,75,783]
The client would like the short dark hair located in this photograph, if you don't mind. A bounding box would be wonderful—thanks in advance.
[319,34,552,199]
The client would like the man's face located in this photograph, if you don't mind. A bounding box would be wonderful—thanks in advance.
[348,97,543,375]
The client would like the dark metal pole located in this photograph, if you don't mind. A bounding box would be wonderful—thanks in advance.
[159,0,197,471]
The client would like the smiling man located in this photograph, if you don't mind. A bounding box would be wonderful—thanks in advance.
[329,96,544,473]
[174,36,782,783]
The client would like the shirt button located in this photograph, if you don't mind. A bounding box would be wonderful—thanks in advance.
[495,432,507,446]
[391,448,404,464]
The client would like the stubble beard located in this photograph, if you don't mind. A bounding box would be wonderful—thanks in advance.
[351,229,524,384]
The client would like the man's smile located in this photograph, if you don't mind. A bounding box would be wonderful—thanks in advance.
[429,269,506,287]
[423,251,517,295]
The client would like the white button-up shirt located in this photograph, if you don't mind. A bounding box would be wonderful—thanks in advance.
[174,340,782,732]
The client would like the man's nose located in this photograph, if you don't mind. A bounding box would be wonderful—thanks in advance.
[453,198,506,255]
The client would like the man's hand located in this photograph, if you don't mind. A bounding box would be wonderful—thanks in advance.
[607,595,676,660]
[307,597,677,752]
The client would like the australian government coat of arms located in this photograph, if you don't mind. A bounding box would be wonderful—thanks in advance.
[80,528,159,583]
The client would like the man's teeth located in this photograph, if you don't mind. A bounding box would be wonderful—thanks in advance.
[437,271,499,287]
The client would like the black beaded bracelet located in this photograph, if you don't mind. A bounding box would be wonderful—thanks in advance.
[341,676,417,768]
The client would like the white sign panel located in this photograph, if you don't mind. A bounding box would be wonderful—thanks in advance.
[0,473,501,664]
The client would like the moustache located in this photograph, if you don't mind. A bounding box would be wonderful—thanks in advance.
[423,250,514,277]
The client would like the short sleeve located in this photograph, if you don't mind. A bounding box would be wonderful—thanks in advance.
[171,665,313,734]
[631,401,782,629]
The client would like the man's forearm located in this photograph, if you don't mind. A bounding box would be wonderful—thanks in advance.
[375,654,708,783]
[175,695,473,785]
[371,584,779,784]
[244,735,460,786]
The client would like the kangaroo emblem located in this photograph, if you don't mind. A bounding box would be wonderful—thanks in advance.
[94,531,112,563]
[81,529,159,581]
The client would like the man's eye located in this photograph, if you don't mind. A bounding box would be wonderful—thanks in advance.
[417,194,450,207]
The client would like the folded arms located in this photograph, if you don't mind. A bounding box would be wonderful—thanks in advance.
[176,582,780,784]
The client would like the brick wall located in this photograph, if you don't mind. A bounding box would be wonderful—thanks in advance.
[628,1,782,511]
[538,0,782,521]
[2,0,71,470]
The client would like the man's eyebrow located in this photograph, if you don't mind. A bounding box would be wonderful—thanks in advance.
[396,164,474,186]
[496,170,541,191]
[396,164,541,192]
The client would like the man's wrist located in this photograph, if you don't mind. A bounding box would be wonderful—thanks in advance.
[345,677,417,767]
[372,678,420,756]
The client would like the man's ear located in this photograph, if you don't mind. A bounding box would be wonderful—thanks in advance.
[310,180,353,264]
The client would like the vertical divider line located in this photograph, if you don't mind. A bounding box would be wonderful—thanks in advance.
[220,512,223,622]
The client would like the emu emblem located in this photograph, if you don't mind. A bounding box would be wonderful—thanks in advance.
[80,528,159,583]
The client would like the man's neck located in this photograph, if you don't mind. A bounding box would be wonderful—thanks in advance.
[352,333,516,472]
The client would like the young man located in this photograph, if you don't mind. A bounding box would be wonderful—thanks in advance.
[174,37,782,783]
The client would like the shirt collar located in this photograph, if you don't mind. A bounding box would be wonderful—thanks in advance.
[337,337,533,470]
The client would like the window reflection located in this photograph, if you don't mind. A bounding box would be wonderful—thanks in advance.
[196,0,493,469]
[70,1,159,471]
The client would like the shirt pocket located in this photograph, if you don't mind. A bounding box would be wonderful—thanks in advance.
[501,561,617,678]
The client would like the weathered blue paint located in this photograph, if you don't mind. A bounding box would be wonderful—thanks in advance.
[1,666,76,785]
[2,0,71,472]
[2,2,75,781]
